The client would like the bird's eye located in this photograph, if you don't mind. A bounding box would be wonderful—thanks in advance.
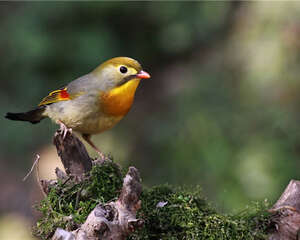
[119,66,128,74]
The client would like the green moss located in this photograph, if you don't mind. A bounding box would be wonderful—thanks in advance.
[34,162,271,239]
[33,161,123,239]
[130,186,271,240]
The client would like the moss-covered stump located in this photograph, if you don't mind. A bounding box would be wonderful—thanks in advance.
[33,160,271,240]
[34,161,123,239]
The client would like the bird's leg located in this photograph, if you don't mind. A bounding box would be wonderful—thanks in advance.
[82,133,105,159]
[56,120,72,139]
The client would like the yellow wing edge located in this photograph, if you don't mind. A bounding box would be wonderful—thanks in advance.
[38,87,71,106]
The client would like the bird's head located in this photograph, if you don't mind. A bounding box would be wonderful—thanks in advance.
[92,57,150,91]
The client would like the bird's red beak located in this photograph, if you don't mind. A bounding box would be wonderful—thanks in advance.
[136,70,150,79]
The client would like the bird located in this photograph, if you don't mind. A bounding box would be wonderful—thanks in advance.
[5,57,150,158]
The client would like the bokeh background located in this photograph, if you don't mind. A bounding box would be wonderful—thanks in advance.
[1,2,300,239]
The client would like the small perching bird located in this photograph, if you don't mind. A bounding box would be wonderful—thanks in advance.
[5,57,150,158]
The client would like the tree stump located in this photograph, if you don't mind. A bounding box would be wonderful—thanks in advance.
[39,129,143,240]
[269,180,300,240]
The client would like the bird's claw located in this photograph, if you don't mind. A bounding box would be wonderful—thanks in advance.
[57,121,72,139]
[97,151,106,161]
[94,152,111,165]
[62,127,72,139]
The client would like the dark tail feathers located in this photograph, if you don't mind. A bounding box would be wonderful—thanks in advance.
[5,106,46,124]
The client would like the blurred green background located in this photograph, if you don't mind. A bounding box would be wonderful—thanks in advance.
[1,2,300,238]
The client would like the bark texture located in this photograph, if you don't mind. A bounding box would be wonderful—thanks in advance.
[53,129,92,176]
[269,180,300,240]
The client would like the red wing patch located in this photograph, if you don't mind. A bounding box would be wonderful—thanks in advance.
[38,87,71,106]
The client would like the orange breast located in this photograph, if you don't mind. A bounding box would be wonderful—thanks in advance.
[100,79,141,116]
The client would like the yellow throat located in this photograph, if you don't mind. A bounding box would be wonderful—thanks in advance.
[101,79,141,116]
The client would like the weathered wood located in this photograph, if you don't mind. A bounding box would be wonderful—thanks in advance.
[52,228,75,240]
[270,180,300,213]
[118,167,142,212]
[269,180,300,240]
[53,129,92,176]
[51,166,143,240]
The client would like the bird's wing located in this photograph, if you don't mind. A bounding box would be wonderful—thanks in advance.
[38,74,96,106]
[38,87,82,106]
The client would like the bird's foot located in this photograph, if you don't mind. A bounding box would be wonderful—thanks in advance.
[96,150,106,162]
[81,133,108,162]
[57,120,72,139]
[93,151,112,165]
